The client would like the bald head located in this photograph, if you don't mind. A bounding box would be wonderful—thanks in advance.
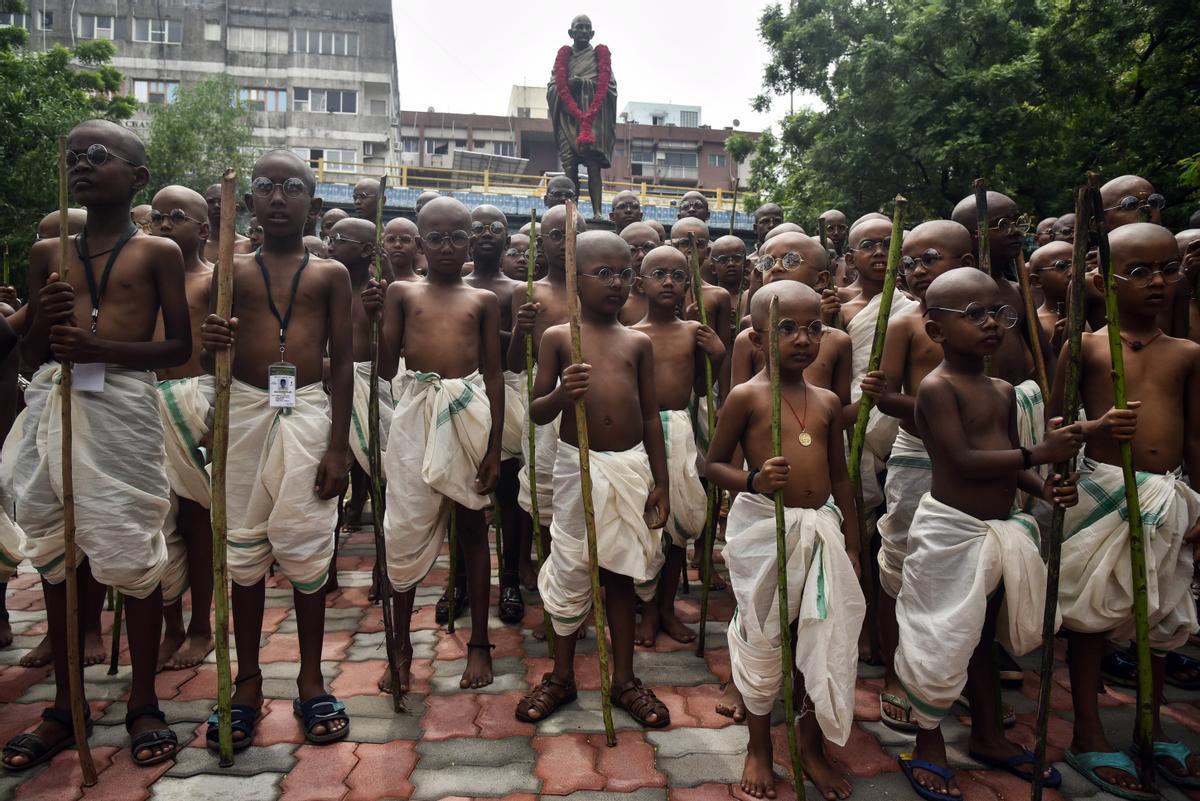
[575,230,630,271]
[545,176,577,208]
[1101,175,1162,228]
[69,119,145,165]
[925,267,998,312]
[303,235,329,258]
[322,207,349,232]
[678,191,710,221]
[38,208,87,239]
[905,220,972,256]
[332,218,376,241]
[1108,221,1178,267]
[384,217,418,238]
[764,222,806,241]
[749,281,821,331]
[415,191,440,213]
[542,202,587,233]
[252,149,316,193]
[641,244,687,275]
[152,185,207,221]
[620,222,659,245]
[670,216,709,240]
[950,190,1018,230]
[417,196,470,232]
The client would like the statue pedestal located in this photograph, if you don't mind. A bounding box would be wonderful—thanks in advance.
[586,217,616,231]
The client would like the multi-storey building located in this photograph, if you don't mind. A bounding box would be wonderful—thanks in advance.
[1,0,399,170]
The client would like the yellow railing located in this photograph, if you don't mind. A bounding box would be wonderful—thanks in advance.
[313,159,743,211]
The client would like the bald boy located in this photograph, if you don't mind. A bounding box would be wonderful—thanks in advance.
[353,178,381,221]
[610,189,643,232]
[202,182,252,263]
[618,222,663,325]
[677,191,710,221]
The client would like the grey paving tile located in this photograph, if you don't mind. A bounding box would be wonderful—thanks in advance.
[646,725,747,757]
[410,762,539,800]
[149,772,283,801]
[166,743,298,778]
[415,735,536,769]
[657,752,744,786]
[552,790,667,801]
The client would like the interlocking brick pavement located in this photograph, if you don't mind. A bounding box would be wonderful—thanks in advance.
[1,527,1199,801]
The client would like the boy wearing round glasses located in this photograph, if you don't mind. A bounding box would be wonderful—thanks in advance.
[609,189,643,232]
[1100,174,1165,229]
[1048,222,1200,796]
[1028,240,1075,353]
[148,185,219,673]
[617,222,662,325]
[631,246,724,648]
[202,182,252,264]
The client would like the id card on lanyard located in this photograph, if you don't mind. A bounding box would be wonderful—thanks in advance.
[256,247,310,408]
[74,223,138,392]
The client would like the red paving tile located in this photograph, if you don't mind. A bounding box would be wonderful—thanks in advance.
[279,742,358,801]
[952,772,1001,801]
[421,692,481,740]
[344,741,417,801]
[594,730,666,791]
[1164,702,1200,734]
[0,665,52,703]
[14,746,116,801]
[0,702,56,746]
[704,648,733,683]
[670,785,735,801]
[330,659,388,698]
[151,666,197,700]
[474,690,536,739]
[649,685,703,729]
[828,723,900,777]
[490,625,525,659]
[532,732,605,794]
[80,745,173,801]
[969,768,1065,801]
[253,698,306,746]
[678,683,738,729]
[173,665,219,701]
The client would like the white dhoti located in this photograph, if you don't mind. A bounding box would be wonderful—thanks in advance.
[383,370,491,592]
[1060,460,1200,651]
[1014,379,1050,524]
[225,380,337,593]
[539,441,668,635]
[15,363,169,598]
[894,494,1049,728]
[661,409,707,549]
[876,428,931,599]
[725,493,864,745]
[501,370,525,461]
[0,412,24,583]
[848,291,917,509]
[158,376,214,603]
[517,372,559,526]
[350,361,393,474]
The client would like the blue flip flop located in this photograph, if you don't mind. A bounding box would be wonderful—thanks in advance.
[968,747,1061,788]
[1064,750,1155,801]
[1147,740,1200,789]
[898,754,959,801]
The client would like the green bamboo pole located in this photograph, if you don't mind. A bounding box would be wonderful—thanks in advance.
[769,296,806,801]
[107,592,123,675]
[563,200,616,746]
[1031,181,1092,801]
[447,505,457,634]
[209,168,238,766]
[1094,182,1155,787]
[368,174,403,710]
[525,208,553,657]
[846,196,905,553]
[689,232,719,658]
[57,136,98,787]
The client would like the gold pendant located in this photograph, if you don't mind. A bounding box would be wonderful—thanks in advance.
[798,431,813,447]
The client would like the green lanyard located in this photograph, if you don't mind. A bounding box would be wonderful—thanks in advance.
[254,247,310,360]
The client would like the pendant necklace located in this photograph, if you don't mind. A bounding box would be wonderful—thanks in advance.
[1120,328,1162,352]
[781,386,812,447]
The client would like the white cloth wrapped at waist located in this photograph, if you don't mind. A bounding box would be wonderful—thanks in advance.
[725,492,864,745]
[0,412,25,583]
[894,493,1049,729]
[876,427,931,599]
[661,408,707,548]
[501,370,525,461]
[517,368,559,526]
[224,378,337,593]
[1060,458,1200,651]
[158,375,214,507]
[350,360,394,474]
[15,363,169,598]
[538,440,668,635]
[383,369,491,592]
[1013,379,1051,527]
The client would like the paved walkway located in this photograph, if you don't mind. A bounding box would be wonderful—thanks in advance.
[1,528,1199,801]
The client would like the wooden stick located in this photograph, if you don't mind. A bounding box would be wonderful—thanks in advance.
[209,168,238,767]
[368,174,403,710]
[1016,249,1050,398]
[689,232,719,658]
[491,492,503,585]
[1094,180,1155,789]
[974,179,991,276]
[769,296,806,801]
[525,208,553,658]
[57,135,98,787]
[1030,181,1090,801]
[846,196,905,558]
[106,592,123,675]
[728,177,739,237]
[563,199,616,746]
[447,505,457,634]
[817,216,829,252]
[3,244,9,286]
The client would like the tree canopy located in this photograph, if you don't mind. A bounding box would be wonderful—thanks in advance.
[745,0,1200,229]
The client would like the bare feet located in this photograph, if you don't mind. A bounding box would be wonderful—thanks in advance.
[660,609,696,643]
[157,629,186,671]
[741,740,778,798]
[460,643,494,689]
[518,560,538,592]
[163,633,213,671]
[13,629,96,668]
[0,615,11,649]
[378,647,412,694]
[82,630,105,667]
[634,606,659,647]
[801,734,853,800]
[18,635,52,667]
[715,682,746,723]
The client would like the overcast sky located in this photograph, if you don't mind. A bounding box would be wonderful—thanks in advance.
[390,0,801,135]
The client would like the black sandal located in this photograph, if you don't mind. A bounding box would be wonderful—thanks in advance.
[435,587,469,625]
[2,707,90,772]
[293,694,350,744]
[498,586,524,624]
[206,674,261,757]
[126,705,178,767]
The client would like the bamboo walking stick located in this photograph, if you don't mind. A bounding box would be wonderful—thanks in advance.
[1016,249,1050,398]
[846,196,905,559]
[817,217,844,333]
[209,169,238,766]
[974,179,991,277]
[447,506,457,634]
[563,200,616,746]
[689,232,719,658]
[1030,181,1091,801]
[57,135,98,787]
[769,296,806,801]
[728,177,739,237]
[368,174,403,709]
[525,208,553,657]
[107,592,122,675]
[2,244,9,287]
[1094,182,1155,787]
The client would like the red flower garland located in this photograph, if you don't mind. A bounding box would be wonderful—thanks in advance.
[553,44,612,148]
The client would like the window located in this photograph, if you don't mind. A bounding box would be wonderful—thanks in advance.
[239,87,287,112]
[401,137,420,153]
[425,139,449,155]
[664,151,697,168]
[293,29,359,56]
[323,149,355,172]
[0,13,28,29]
[78,14,114,40]
[631,147,655,165]
[133,18,182,44]
[651,114,665,126]
[293,88,357,114]
[204,22,221,41]
[363,142,381,157]
[708,153,727,167]
[38,11,52,30]
[370,99,386,116]
[228,26,288,53]
[517,107,532,119]
[133,79,179,105]
[492,141,514,157]
[680,110,699,128]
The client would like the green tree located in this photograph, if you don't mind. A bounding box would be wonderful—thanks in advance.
[0,0,134,287]
[143,73,253,201]
[749,0,1200,228]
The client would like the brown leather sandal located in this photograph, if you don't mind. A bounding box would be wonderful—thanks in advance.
[612,678,670,728]
[515,672,577,723]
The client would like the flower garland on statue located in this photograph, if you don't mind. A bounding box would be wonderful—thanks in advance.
[553,43,612,148]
